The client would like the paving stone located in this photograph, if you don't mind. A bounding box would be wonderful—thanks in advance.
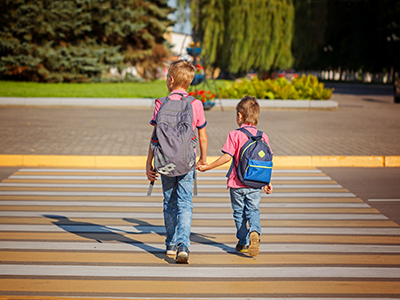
[0,85,398,156]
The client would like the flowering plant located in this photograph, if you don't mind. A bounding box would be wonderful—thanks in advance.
[195,64,204,75]
[189,89,216,103]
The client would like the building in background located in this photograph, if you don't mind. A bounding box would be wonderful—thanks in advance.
[165,0,193,60]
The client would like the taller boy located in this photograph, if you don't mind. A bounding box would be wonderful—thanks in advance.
[146,60,208,263]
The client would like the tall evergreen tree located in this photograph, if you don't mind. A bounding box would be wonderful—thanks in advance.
[0,0,173,82]
[181,0,294,75]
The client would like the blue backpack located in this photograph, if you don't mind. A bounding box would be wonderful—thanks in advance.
[227,127,273,189]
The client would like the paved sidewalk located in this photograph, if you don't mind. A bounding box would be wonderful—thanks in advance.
[0,83,398,157]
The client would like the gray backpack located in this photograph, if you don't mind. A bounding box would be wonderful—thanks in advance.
[151,93,197,177]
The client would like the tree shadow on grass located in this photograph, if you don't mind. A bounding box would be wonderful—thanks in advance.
[44,215,175,263]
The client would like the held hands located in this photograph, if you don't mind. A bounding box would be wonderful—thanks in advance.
[146,163,159,181]
[197,164,208,172]
[196,159,208,172]
[263,183,273,194]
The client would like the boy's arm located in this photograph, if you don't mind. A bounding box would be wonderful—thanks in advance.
[146,128,158,181]
[196,126,208,166]
[197,153,231,172]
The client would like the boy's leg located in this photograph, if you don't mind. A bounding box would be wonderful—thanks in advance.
[229,188,249,246]
[175,168,195,247]
[244,188,262,236]
[161,175,178,246]
[244,188,261,257]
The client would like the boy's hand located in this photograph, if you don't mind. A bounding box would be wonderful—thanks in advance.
[196,158,207,167]
[196,159,208,172]
[197,164,208,172]
[263,183,273,194]
[146,164,158,181]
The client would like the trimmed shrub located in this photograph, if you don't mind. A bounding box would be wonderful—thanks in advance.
[218,75,333,100]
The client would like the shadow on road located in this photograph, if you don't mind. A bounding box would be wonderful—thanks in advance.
[45,215,246,260]
[44,215,175,263]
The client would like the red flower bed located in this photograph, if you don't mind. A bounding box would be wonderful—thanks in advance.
[189,90,216,103]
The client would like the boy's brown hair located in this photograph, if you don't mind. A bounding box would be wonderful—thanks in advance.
[168,60,196,89]
[236,95,260,126]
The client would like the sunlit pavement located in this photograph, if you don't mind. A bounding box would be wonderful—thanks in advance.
[0,167,399,299]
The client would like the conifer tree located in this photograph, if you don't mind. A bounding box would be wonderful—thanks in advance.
[0,0,173,82]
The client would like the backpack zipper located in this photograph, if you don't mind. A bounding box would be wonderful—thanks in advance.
[245,164,273,173]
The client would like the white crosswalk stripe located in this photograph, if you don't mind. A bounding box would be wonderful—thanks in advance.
[0,168,399,299]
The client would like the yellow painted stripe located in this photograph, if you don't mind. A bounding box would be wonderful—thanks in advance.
[386,156,400,167]
[2,155,400,167]
[2,232,400,244]
[1,279,400,294]
[0,218,396,228]
[2,251,400,265]
[312,156,385,167]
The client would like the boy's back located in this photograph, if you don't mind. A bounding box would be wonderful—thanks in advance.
[223,124,271,188]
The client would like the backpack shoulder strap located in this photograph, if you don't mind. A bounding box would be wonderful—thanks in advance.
[237,127,254,138]
[184,95,197,103]
[238,127,264,139]
[157,96,168,104]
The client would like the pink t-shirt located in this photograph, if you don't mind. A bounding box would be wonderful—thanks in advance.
[150,90,207,131]
[222,123,272,188]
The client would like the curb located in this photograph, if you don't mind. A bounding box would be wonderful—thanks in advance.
[0,155,398,168]
[0,97,338,109]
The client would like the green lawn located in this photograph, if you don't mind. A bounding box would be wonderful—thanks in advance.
[0,80,229,98]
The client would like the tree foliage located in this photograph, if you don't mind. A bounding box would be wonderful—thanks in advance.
[0,0,173,82]
[181,0,294,75]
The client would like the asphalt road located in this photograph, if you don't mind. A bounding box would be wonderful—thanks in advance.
[321,167,400,225]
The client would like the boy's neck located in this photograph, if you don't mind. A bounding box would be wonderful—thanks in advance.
[169,86,188,93]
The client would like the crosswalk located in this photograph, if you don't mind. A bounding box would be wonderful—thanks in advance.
[0,167,399,299]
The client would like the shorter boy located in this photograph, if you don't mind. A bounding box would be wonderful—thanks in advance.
[146,60,208,263]
[197,96,272,257]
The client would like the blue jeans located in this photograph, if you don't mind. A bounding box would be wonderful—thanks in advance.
[229,187,261,246]
[161,168,194,247]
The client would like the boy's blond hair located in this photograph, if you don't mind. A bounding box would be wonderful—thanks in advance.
[236,95,260,126]
[168,60,196,89]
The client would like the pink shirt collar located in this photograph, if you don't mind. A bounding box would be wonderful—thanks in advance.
[241,123,256,128]
[170,89,188,95]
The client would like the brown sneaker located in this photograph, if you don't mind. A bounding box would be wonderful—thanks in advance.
[248,231,260,257]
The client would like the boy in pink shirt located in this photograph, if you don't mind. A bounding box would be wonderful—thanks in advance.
[197,96,272,257]
[146,60,208,263]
